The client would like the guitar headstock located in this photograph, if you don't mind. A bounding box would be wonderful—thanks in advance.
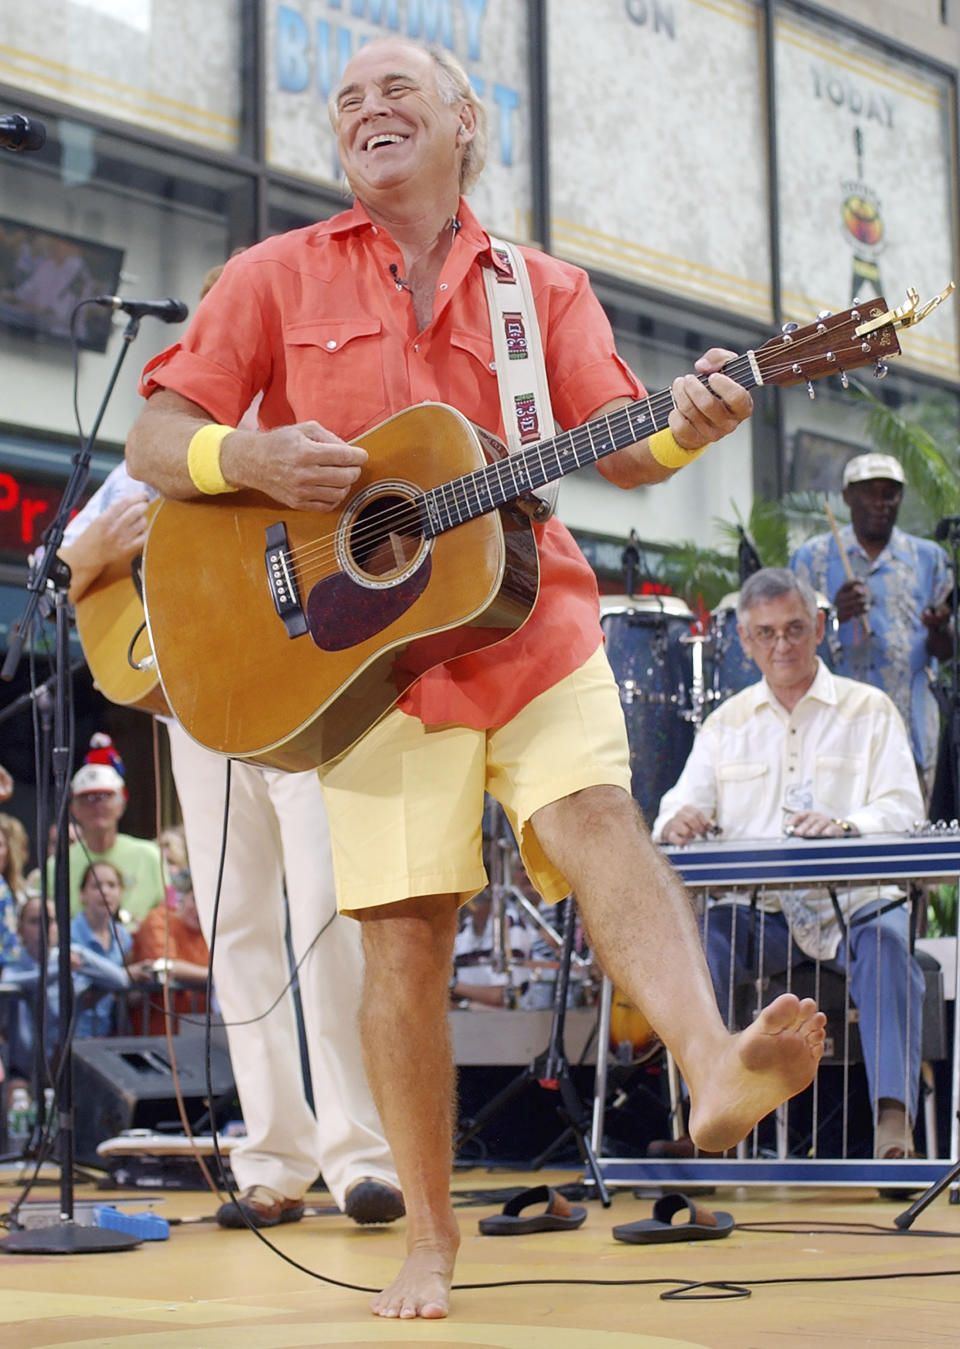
[752,284,955,393]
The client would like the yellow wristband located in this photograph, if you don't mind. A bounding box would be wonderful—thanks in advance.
[647,427,708,470]
[187,423,237,494]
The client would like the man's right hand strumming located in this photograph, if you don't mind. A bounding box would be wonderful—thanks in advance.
[220,421,367,512]
[126,388,367,508]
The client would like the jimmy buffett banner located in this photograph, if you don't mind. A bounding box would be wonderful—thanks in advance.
[266,0,533,241]
[549,0,772,323]
[774,3,958,380]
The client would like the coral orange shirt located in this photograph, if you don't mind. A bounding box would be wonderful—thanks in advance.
[140,201,642,729]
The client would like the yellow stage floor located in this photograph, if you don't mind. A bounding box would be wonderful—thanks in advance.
[3,1165,960,1347]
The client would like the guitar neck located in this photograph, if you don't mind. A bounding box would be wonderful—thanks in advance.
[419,352,759,537]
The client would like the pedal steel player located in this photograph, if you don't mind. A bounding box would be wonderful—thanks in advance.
[654,568,924,1159]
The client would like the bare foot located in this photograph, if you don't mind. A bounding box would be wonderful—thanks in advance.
[687,994,826,1152]
[371,1237,459,1319]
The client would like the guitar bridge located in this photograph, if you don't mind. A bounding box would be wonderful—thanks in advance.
[264,523,307,638]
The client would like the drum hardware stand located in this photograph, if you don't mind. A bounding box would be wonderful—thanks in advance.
[484,801,522,979]
[455,894,612,1206]
[508,886,591,976]
[679,627,709,730]
[621,529,641,597]
[482,804,591,979]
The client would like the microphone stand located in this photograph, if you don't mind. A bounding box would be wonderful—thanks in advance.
[0,662,86,728]
[0,314,145,1253]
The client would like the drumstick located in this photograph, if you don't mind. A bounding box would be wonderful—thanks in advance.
[825,502,870,635]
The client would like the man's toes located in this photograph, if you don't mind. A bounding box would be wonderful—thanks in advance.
[761,992,804,1029]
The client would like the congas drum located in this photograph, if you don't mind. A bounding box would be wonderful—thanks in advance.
[706,588,838,706]
[600,595,698,827]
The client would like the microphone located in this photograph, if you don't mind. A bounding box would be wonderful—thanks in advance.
[934,516,960,541]
[92,295,189,323]
[0,114,47,152]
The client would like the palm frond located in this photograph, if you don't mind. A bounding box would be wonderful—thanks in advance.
[659,542,739,611]
[850,379,960,521]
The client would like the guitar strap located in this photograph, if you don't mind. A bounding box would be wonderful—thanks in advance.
[483,235,559,520]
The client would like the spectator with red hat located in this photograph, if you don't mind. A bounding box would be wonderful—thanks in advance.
[46,734,165,922]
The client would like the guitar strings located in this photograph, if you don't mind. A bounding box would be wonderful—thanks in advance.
[276,336,868,587]
[281,338,852,577]
[278,376,709,580]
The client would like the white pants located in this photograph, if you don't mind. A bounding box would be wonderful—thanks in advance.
[167,722,397,1206]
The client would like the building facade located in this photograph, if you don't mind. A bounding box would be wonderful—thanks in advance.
[0,0,958,831]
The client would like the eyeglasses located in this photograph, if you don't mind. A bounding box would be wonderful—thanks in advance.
[743,621,811,650]
[74,791,115,804]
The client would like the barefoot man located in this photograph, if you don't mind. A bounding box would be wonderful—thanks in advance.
[126,38,825,1319]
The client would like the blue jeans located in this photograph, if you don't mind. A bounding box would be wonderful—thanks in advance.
[700,899,924,1116]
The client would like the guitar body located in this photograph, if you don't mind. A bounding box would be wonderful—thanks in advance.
[143,403,540,771]
[74,499,171,716]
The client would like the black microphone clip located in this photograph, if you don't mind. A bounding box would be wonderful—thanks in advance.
[388,264,410,293]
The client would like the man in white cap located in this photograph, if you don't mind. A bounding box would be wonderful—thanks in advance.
[51,759,165,920]
[791,452,953,791]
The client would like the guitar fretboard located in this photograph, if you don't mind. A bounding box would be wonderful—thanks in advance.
[418,353,758,538]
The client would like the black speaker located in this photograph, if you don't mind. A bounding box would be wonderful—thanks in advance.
[71,1035,235,1165]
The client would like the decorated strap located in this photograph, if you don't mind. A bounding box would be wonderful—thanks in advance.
[483,236,558,520]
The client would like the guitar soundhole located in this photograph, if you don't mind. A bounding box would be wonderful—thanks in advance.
[348,492,424,580]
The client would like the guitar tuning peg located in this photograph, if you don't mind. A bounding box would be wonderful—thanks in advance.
[851,295,862,306]
[839,368,849,389]
[781,321,798,335]
[817,309,833,320]
[874,360,889,379]
[806,380,816,400]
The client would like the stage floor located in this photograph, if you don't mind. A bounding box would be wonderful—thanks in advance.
[3,1164,960,1347]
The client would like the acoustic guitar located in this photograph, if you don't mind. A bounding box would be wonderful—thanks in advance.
[139,289,948,771]
[74,498,170,716]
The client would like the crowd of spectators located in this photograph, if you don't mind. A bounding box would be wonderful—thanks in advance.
[0,741,209,1112]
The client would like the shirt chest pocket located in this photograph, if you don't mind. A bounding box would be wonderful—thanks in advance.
[282,315,388,438]
[716,760,769,824]
[813,752,866,817]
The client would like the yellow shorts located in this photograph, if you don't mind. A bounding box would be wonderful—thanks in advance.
[319,643,632,916]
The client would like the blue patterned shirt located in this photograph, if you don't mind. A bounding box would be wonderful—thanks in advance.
[790,525,951,773]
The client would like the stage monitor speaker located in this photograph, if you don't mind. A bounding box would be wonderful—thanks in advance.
[72,1035,235,1166]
